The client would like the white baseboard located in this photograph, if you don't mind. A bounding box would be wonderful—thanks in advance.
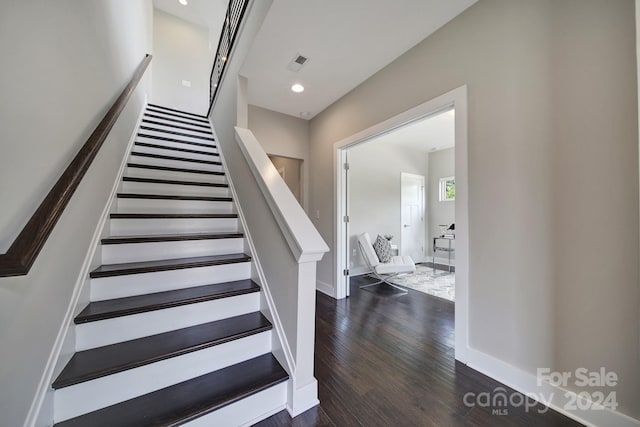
[465,347,640,427]
[316,280,335,298]
[286,378,319,417]
[24,100,147,427]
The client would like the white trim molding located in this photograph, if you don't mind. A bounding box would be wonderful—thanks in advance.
[316,280,336,298]
[466,347,640,427]
[333,85,469,363]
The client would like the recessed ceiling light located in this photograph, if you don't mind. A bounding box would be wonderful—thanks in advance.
[178,0,188,5]
[291,83,304,93]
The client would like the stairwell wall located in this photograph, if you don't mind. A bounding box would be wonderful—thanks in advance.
[210,0,327,415]
[308,0,639,421]
[151,9,210,116]
[0,1,153,425]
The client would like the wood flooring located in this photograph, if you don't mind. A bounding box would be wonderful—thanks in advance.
[257,276,583,426]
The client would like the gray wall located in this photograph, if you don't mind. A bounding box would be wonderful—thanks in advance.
[427,147,455,259]
[348,141,427,271]
[248,104,310,210]
[0,1,153,425]
[152,9,210,115]
[308,0,639,418]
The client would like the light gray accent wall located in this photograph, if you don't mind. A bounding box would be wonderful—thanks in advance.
[151,9,209,115]
[0,1,153,425]
[248,104,310,210]
[347,141,426,271]
[427,147,455,258]
[308,0,639,418]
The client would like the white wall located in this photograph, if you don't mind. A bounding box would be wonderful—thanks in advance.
[309,0,639,420]
[347,141,426,272]
[0,1,153,425]
[248,104,310,210]
[152,8,209,115]
[427,147,455,259]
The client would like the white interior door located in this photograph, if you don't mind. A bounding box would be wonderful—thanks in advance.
[401,173,425,262]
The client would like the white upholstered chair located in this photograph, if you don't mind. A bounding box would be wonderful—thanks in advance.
[357,232,416,292]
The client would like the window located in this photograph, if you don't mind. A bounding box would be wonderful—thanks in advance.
[439,176,455,201]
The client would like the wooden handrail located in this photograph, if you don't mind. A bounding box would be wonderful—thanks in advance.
[0,54,152,277]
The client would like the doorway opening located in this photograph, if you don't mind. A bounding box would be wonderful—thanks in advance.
[334,86,468,362]
[268,154,303,205]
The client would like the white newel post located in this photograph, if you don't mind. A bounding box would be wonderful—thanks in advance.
[288,261,320,415]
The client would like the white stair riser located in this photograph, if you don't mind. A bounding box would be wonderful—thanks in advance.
[138,129,214,145]
[76,292,260,350]
[102,238,244,264]
[139,124,213,142]
[134,137,217,154]
[141,116,211,132]
[121,181,229,198]
[185,381,288,427]
[129,154,223,173]
[125,166,225,184]
[54,333,272,423]
[90,261,251,301]
[116,198,233,214]
[110,217,238,236]
[133,144,219,162]
[144,111,208,127]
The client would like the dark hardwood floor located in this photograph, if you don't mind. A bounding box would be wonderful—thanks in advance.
[257,276,583,427]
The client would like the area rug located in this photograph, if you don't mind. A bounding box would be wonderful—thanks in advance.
[387,265,455,301]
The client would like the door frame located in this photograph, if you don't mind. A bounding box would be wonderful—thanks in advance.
[333,85,469,363]
[400,172,426,262]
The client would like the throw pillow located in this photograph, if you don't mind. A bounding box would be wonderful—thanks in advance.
[373,235,392,263]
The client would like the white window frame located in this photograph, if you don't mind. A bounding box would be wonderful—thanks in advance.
[439,176,455,201]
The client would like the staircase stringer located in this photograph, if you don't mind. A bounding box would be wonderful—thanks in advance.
[209,124,296,380]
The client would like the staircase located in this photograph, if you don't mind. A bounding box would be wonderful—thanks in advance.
[51,104,289,426]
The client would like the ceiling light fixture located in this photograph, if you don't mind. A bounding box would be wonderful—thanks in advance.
[291,83,304,93]
[178,0,188,5]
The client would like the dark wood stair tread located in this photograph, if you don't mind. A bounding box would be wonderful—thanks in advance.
[101,232,242,245]
[146,107,209,123]
[139,126,215,141]
[126,163,224,176]
[122,176,227,188]
[144,113,211,129]
[89,253,251,278]
[110,212,237,219]
[75,280,259,324]
[54,354,288,427]
[133,142,218,156]
[53,312,271,389]
[116,193,231,202]
[142,119,213,135]
[131,152,221,166]
[147,103,208,119]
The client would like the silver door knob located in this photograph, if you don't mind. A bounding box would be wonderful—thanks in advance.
[403,224,410,228]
